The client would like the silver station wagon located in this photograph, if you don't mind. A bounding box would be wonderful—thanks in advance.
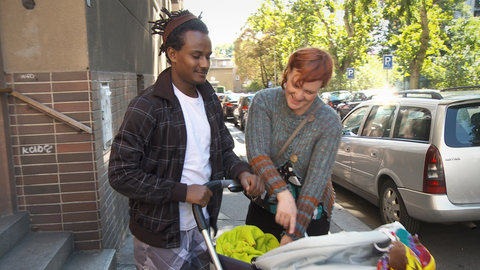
[332,90,480,232]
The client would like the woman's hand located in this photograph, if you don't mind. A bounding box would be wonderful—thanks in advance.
[275,189,297,234]
[238,171,265,197]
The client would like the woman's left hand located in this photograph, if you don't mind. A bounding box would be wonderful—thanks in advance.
[238,171,265,197]
[275,189,297,234]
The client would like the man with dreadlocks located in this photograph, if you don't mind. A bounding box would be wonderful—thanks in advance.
[108,8,264,269]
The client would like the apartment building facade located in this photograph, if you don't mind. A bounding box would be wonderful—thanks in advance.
[208,57,243,92]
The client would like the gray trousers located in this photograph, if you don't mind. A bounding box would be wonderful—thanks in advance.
[133,227,210,270]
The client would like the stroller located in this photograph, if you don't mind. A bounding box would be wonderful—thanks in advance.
[193,180,434,270]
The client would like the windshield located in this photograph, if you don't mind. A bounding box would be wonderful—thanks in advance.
[330,92,350,101]
[225,94,241,103]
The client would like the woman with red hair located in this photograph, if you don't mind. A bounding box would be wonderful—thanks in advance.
[245,47,342,246]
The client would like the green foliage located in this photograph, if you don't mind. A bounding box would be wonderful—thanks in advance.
[425,16,480,88]
[234,0,288,88]
[235,0,379,90]
[214,44,234,58]
[325,54,400,91]
[234,0,480,91]
[245,80,265,92]
[381,0,457,89]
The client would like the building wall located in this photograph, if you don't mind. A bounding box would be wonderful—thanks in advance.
[84,0,161,250]
[0,41,17,216]
[208,57,243,92]
[0,0,169,250]
[5,71,99,249]
[85,0,156,74]
[91,71,155,249]
[474,0,480,16]
[0,0,89,72]
[209,68,235,92]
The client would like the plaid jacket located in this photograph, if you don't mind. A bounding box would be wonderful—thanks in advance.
[108,68,250,248]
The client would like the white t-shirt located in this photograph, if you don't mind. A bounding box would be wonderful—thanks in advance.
[173,84,212,230]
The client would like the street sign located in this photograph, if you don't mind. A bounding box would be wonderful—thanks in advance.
[383,55,393,69]
[347,68,355,79]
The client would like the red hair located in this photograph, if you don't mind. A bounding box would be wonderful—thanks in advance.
[281,48,333,89]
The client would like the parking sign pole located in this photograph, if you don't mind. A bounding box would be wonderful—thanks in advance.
[383,55,393,86]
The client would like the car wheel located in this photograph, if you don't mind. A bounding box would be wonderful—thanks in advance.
[233,117,238,126]
[379,180,420,233]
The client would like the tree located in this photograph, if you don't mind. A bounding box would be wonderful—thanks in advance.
[381,0,456,89]
[234,0,380,90]
[290,0,379,89]
[214,44,234,58]
[426,15,480,88]
[340,54,401,91]
[234,0,289,88]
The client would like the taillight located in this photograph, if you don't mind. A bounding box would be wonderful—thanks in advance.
[241,106,248,112]
[328,101,334,107]
[226,103,233,107]
[423,145,446,194]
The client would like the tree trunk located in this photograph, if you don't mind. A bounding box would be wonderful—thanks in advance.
[409,0,430,89]
[409,67,420,89]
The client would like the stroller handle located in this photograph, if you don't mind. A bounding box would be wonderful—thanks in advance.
[192,179,243,231]
[192,179,244,270]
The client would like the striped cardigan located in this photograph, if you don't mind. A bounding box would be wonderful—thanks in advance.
[245,87,342,239]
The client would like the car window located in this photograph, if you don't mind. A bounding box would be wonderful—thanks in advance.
[330,92,350,101]
[393,107,431,141]
[361,105,396,137]
[444,102,480,147]
[352,93,366,102]
[224,94,240,103]
[245,95,253,105]
[342,106,368,136]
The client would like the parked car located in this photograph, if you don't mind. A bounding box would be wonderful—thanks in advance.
[221,92,241,121]
[233,94,254,130]
[332,90,480,233]
[320,90,351,109]
[216,92,227,101]
[336,89,387,119]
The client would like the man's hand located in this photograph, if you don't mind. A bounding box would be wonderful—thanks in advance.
[275,189,297,234]
[185,184,213,207]
[238,171,264,197]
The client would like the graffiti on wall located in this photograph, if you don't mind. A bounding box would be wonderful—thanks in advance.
[21,144,54,154]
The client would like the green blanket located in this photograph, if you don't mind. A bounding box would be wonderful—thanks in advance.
[216,225,279,263]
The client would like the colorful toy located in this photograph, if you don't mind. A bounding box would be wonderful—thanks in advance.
[377,228,435,270]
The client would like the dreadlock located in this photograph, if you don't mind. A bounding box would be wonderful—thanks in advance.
[150,8,208,62]
[150,8,197,37]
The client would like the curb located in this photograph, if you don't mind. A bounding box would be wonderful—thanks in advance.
[331,203,372,232]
